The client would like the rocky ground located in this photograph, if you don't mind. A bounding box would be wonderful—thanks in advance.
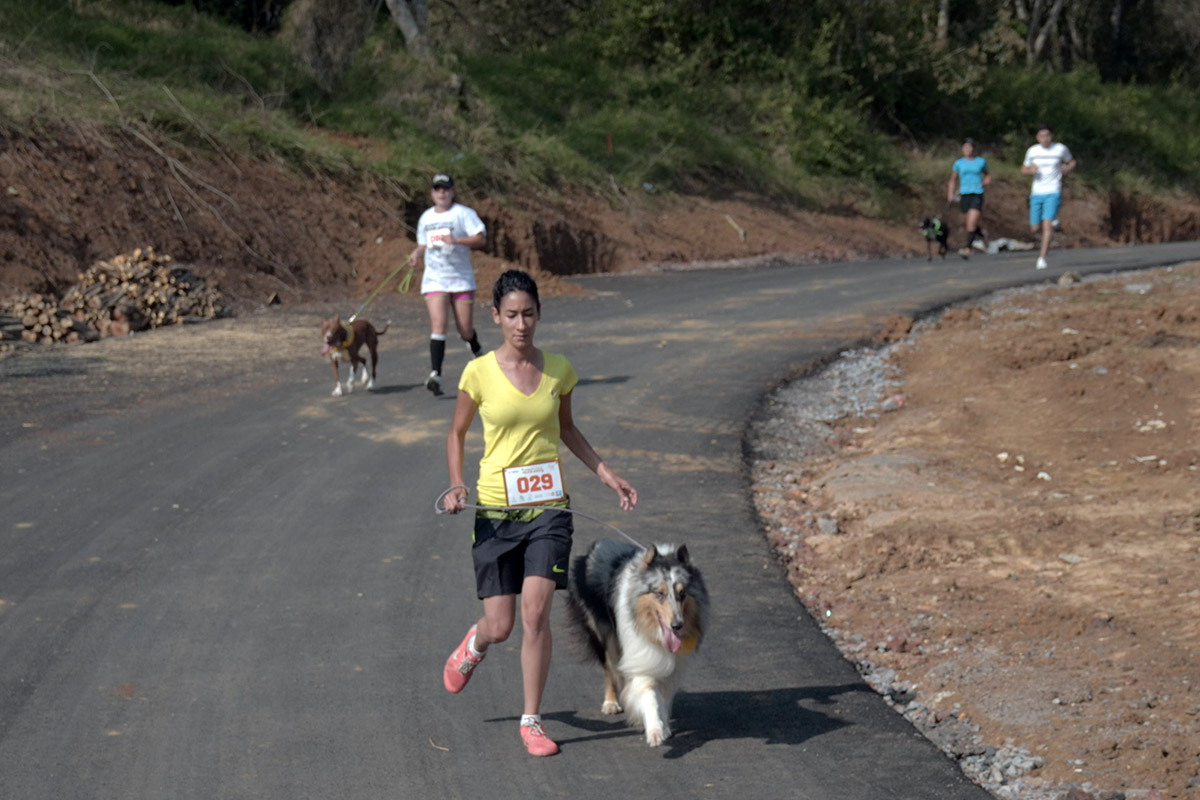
[749,263,1200,800]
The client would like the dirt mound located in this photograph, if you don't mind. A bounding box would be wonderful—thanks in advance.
[751,263,1200,799]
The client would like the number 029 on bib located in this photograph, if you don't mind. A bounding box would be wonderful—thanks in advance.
[503,460,565,506]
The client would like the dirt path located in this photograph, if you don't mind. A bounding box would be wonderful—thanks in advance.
[750,262,1200,800]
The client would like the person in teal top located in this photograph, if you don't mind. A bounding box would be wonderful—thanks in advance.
[947,138,990,259]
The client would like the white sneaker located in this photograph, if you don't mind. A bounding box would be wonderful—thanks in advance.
[425,371,444,396]
[1036,257,1048,270]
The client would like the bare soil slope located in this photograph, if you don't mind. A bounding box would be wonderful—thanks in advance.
[5,124,1200,311]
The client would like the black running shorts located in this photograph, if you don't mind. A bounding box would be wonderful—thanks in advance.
[472,510,574,598]
[960,193,984,213]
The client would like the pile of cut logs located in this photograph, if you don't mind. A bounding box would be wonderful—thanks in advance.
[1,294,98,346]
[1,247,227,351]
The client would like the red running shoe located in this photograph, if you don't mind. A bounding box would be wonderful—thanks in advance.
[520,720,559,757]
[443,625,484,693]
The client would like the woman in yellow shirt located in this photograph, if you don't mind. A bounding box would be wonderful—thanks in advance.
[442,270,637,756]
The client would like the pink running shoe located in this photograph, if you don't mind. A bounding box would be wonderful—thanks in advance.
[443,625,484,693]
[520,720,559,757]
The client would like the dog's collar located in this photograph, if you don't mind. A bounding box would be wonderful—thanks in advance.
[337,320,355,351]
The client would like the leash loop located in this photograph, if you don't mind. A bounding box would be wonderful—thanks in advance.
[434,485,643,549]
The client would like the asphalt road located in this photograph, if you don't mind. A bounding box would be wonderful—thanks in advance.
[3,242,1200,800]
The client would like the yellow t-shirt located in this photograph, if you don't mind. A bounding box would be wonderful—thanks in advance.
[459,351,579,507]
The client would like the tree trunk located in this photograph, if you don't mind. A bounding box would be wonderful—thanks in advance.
[1018,0,1067,67]
[936,0,950,44]
[382,0,430,55]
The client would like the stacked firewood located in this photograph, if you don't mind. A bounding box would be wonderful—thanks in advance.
[1,247,227,350]
[1,294,99,345]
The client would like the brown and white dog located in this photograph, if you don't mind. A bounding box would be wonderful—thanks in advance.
[321,315,389,397]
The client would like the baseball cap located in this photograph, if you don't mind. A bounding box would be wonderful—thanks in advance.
[963,137,975,145]
[431,173,454,188]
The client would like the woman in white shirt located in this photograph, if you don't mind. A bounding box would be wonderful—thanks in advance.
[414,174,488,395]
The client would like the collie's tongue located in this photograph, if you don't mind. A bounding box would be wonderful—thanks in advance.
[321,342,331,356]
[660,619,682,654]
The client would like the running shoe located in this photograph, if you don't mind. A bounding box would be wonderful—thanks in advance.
[958,247,971,259]
[520,720,560,757]
[1036,257,1048,270]
[443,625,483,693]
[425,370,444,396]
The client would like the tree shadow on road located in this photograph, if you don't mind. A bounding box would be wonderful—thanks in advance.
[498,682,862,758]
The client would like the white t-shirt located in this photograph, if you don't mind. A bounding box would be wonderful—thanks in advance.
[1023,142,1074,195]
[416,203,486,294]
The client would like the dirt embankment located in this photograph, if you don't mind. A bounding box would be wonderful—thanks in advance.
[4,123,1200,312]
[751,264,1200,800]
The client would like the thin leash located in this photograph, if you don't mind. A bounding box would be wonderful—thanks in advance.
[347,250,418,323]
[434,485,644,549]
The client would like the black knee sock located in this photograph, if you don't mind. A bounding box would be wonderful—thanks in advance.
[966,230,977,248]
[466,331,481,356]
[430,335,446,374]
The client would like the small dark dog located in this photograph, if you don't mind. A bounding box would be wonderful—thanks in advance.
[320,315,389,397]
[920,217,948,261]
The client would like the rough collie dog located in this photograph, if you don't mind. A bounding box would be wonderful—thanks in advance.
[565,539,709,746]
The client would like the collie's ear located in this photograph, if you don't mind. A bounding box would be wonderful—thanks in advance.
[639,545,658,570]
[676,544,689,565]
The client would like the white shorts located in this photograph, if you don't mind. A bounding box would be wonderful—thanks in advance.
[420,263,476,295]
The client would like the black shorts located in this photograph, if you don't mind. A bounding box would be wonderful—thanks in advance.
[472,510,574,598]
[960,194,984,213]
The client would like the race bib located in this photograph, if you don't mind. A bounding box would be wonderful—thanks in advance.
[428,226,453,249]
[503,460,565,506]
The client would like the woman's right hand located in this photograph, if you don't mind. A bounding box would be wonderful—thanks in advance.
[443,487,468,514]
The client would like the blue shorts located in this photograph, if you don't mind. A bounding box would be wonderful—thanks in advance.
[1030,193,1062,226]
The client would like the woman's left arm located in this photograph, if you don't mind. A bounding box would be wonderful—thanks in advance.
[558,391,638,511]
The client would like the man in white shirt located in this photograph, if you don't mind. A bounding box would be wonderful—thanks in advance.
[1021,125,1077,270]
